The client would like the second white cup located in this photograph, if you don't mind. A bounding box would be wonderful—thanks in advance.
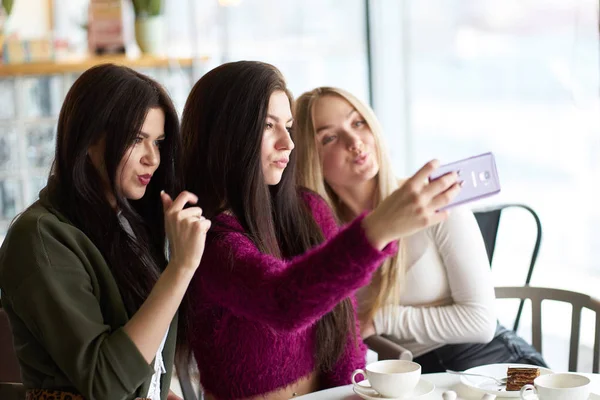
[351,359,421,398]
[520,373,591,400]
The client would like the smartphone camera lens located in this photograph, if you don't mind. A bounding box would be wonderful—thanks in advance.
[479,171,491,181]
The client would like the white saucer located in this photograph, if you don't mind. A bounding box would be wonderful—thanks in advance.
[459,363,553,398]
[352,378,435,400]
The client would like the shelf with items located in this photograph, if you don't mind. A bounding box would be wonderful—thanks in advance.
[0,54,208,77]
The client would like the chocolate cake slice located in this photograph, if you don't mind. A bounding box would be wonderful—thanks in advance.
[506,367,540,391]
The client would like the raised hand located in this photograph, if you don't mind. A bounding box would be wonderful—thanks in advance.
[363,160,461,249]
[161,190,211,272]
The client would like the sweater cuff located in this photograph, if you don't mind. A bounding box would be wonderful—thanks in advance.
[382,239,399,256]
[103,328,154,392]
[355,212,399,257]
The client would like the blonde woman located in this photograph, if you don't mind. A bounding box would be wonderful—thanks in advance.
[294,87,547,372]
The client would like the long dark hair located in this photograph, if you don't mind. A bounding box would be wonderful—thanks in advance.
[179,61,355,372]
[51,63,181,315]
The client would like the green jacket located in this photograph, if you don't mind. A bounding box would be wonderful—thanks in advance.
[0,185,177,400]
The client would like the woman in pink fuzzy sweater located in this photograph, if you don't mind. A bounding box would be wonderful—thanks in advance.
[178,61,461,400]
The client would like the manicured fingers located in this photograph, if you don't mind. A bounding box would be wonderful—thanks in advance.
[160,190,173,212]
[408,160,440,188]
[168,191,199,213]
[430,182,462,211]
[424,171,459,199]
[177,207,205,221]
[198,219,212,233]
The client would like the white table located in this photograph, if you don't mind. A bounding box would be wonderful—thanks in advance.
[295,372,600,399]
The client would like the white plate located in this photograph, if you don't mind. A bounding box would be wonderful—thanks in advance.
[459,363,553,398]
[353,378,435,399]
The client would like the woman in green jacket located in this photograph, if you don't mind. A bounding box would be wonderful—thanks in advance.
[0,64,210,400]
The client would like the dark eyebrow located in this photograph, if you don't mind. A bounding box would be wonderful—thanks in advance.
[139,132,166,140]
[267,114,294,124]
[316,109,358,134]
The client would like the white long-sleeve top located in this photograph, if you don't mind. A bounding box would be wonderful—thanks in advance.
[369,206,497,357]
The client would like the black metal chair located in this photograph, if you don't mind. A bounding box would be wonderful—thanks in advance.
[473,203,542,332]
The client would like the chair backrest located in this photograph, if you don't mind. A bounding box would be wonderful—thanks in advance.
[495,286,600,373]
[0,383,26,400]
[364,335,413,361]
[0,308,22,383]
[0,307,25,400]
[175,357,199,400]
[474,203,542,331]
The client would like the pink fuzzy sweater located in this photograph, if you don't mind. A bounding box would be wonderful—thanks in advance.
[189,193,397,399]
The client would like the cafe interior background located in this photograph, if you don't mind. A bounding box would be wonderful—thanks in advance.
[0,0,599,376]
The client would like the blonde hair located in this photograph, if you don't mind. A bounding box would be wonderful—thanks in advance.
[294,86,405,324]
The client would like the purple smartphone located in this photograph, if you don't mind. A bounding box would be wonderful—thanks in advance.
[428,152,501,210]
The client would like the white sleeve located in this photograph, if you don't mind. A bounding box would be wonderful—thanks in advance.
[373,207,497,344]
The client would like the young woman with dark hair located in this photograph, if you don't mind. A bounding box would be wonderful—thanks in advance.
[0,64,210,400]
[178,60,461,400]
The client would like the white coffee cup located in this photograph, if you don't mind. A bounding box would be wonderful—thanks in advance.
[351,359,421,398]
[520,373,591,400]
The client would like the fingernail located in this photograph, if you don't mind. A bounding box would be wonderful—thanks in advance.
[459,180,465,187]
[160,190,165,195]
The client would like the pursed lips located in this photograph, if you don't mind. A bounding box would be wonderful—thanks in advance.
[353,153,368,165]
[272,157,289,168]
[137,174,153,185]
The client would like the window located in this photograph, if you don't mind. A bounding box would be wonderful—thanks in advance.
[189,0,370,99]
[407,0,600,291]
[371,0,600,370]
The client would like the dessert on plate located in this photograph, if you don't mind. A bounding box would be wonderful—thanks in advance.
[506,367,540,391]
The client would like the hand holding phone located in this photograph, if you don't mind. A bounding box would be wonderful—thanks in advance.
[429,152,501,210]
[362,160,461,249]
